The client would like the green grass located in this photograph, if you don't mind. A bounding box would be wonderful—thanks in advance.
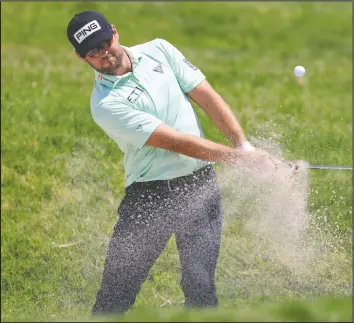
[15,296,353,322]
[1,2,352,322]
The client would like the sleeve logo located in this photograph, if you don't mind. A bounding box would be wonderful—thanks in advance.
[183,58,198,71]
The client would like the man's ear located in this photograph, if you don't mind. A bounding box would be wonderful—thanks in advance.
[111,24,119,41]
[75,51,86,62]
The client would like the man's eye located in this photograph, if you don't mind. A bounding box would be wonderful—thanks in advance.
[87,49,98,56]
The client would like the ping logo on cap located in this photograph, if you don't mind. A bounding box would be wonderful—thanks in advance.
[74,20,101,44]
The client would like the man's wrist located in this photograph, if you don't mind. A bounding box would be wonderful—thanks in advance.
[239,141,256,151]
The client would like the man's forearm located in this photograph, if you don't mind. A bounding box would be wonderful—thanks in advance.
[166,132,244,164]
[187,80,247,147]
[145,123,248,164]
[202,92,247,147]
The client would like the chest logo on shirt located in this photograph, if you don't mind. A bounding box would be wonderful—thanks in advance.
[127,87,143,103]
[153,64,164,74]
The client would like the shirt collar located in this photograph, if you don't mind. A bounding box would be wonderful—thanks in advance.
[94,45,143,88]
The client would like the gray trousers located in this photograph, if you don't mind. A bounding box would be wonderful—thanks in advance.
[92,165,222,315]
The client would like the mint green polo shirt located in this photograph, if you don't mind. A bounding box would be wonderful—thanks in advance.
[90,38,209,187]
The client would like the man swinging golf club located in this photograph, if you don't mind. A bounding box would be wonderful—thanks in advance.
[67,10,288,316]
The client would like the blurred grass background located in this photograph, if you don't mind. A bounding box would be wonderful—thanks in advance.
[1,2,352,322]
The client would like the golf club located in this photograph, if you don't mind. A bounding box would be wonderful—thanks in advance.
[278,162,352,171]
[306,164,352,170]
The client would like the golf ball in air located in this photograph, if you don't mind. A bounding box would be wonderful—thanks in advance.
[294,65,306,77]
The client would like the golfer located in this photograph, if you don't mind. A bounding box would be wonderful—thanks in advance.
[67,10,280,315]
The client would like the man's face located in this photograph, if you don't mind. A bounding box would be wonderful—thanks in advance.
[78,25,124,75]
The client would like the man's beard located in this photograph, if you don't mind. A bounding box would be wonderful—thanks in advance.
[88,49,124,75]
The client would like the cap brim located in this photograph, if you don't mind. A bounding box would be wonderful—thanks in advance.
[78,29,113,57]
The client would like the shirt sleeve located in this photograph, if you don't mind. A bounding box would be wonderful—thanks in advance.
[157,38,206,93]
[92,99,163,149]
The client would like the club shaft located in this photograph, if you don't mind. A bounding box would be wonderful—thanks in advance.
[308,165,352,170]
